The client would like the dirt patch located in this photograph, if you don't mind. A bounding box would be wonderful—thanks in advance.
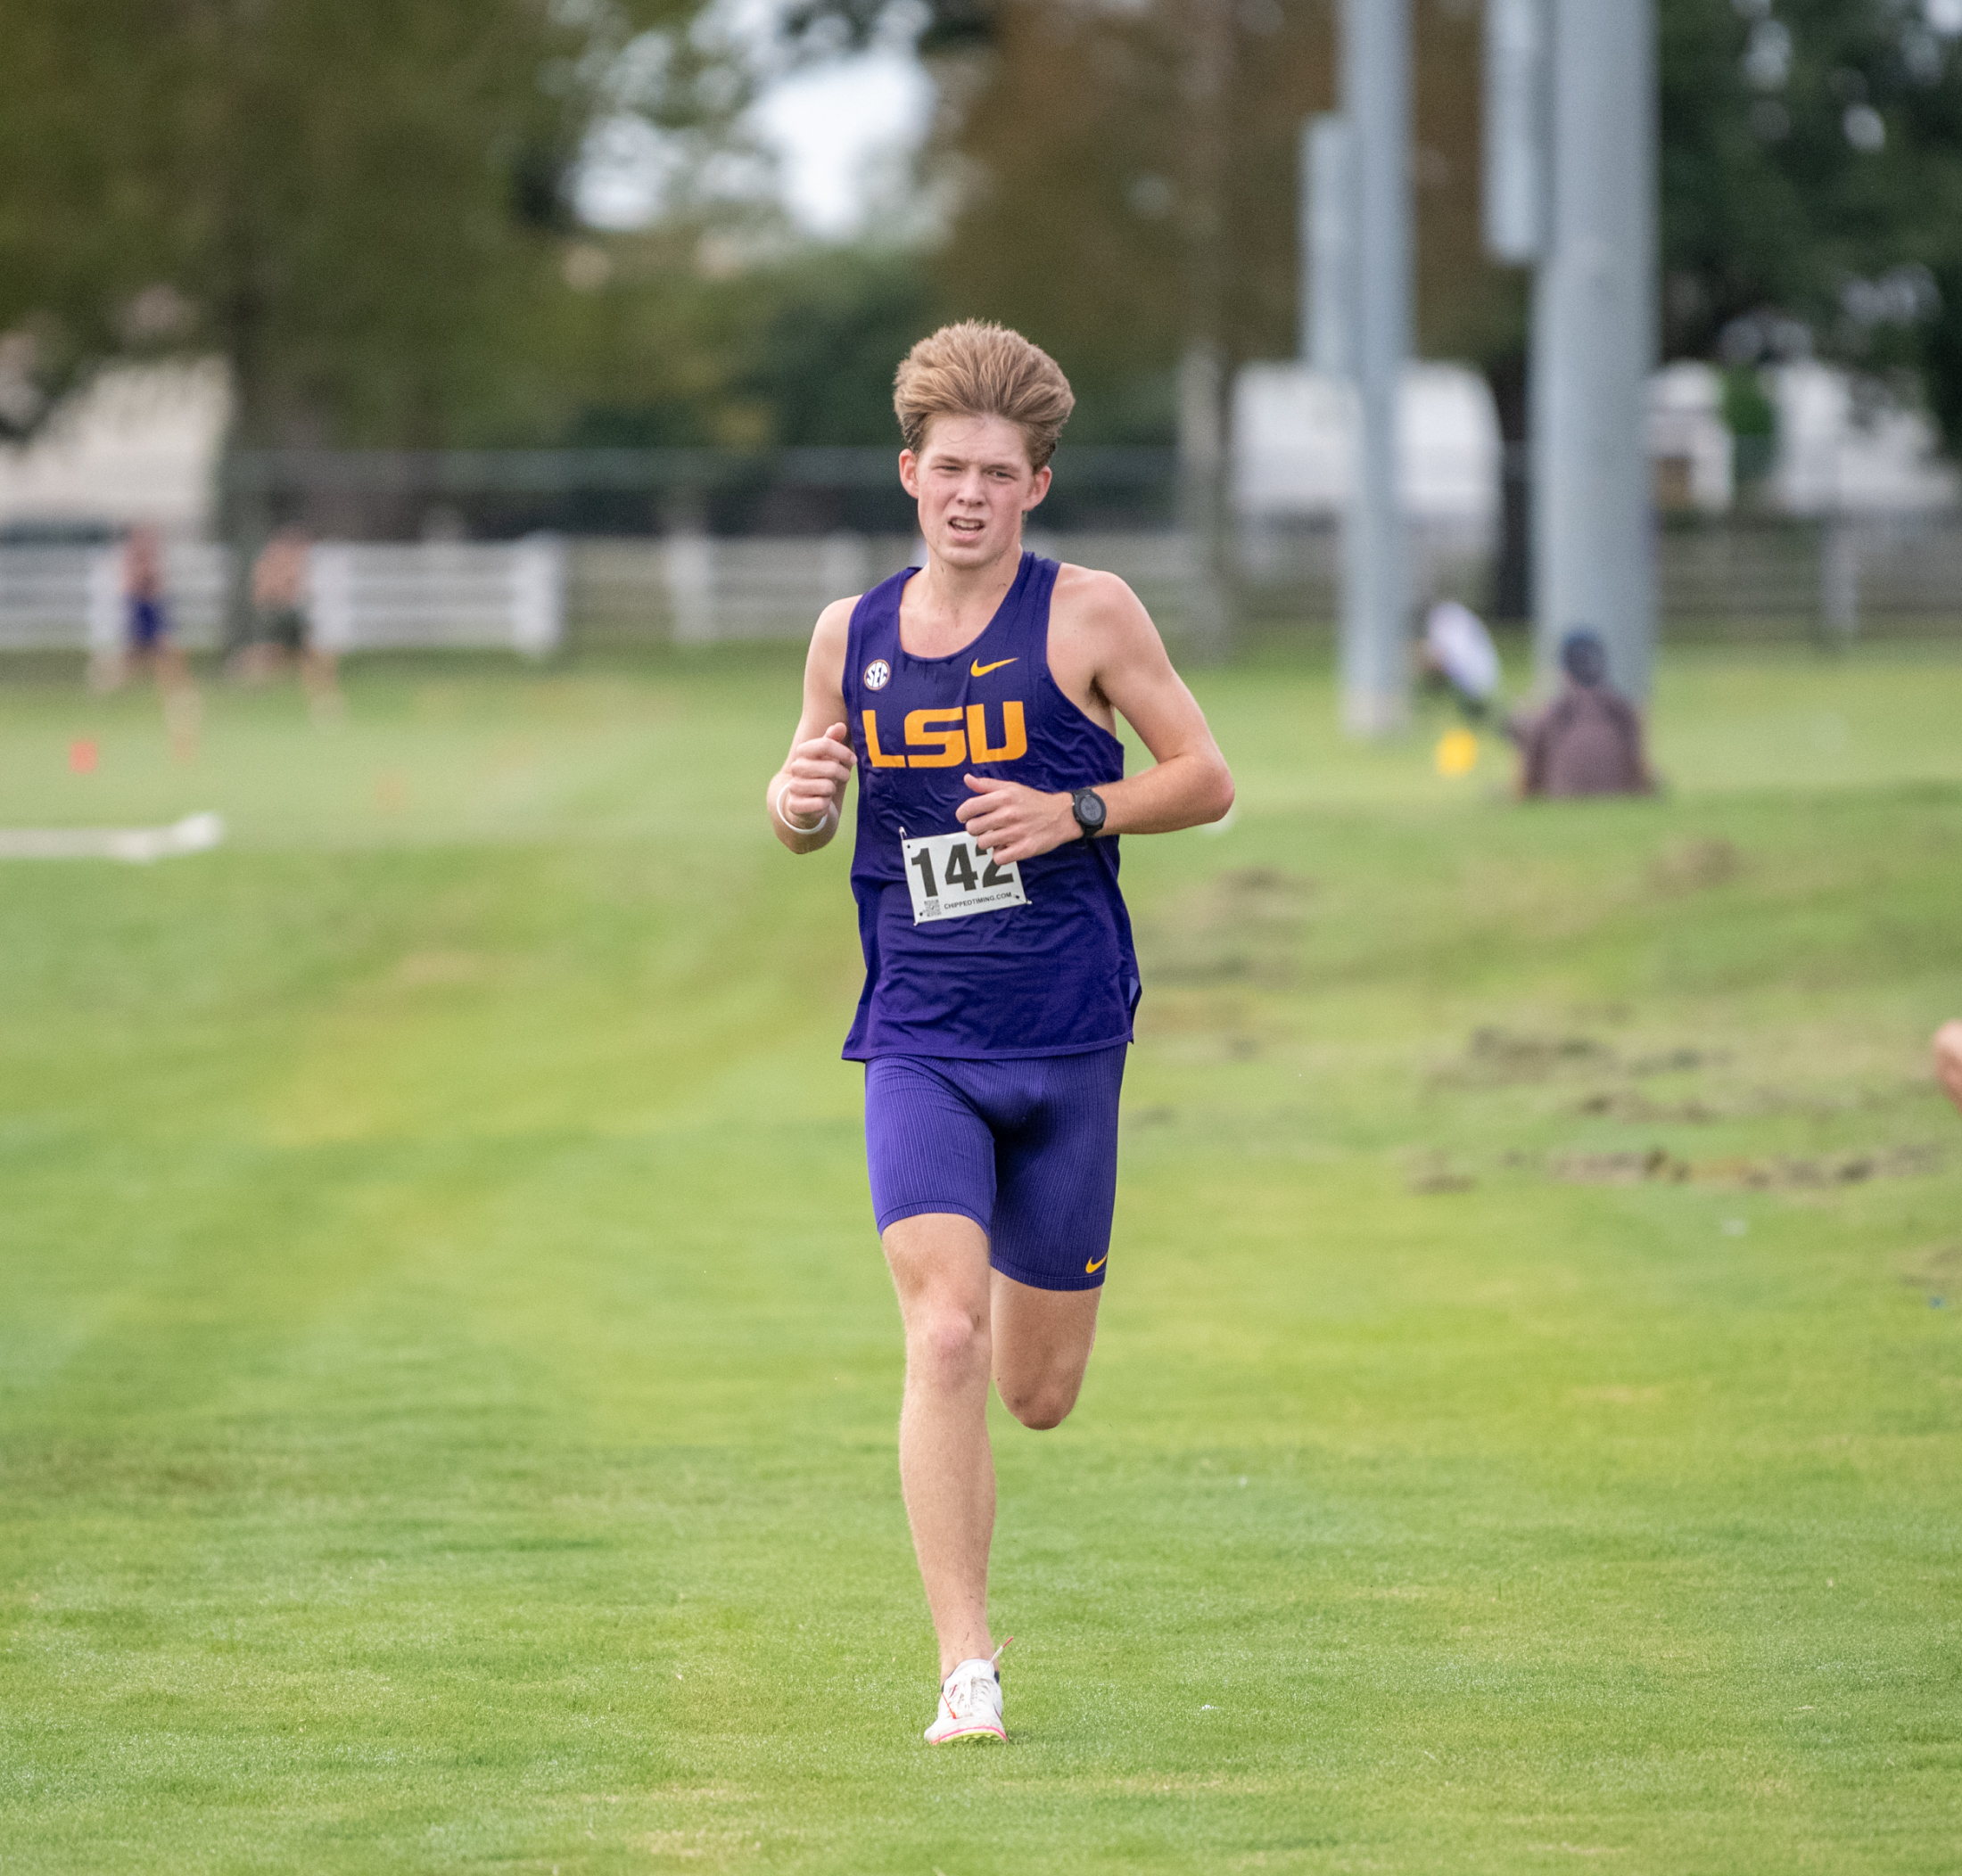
[1649,836,1743,894]
[1625,1046,1727,1075]
[1439,1027,1611,1087]
[1698,1144,1945,1189]
[1552,1142,1944,1189]
[1408,1171,1477,1195]
[1570,1080,1931,1124]
[1900,1242,1962,1290]
[1215,865,1312,895]
[1553,1147,1690,1186]
[1571,1090,1723,1123]
[1140,867,1315,988]
[1439,1030,1753,1093]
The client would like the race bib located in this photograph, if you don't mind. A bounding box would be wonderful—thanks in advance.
[902,830,1028,924]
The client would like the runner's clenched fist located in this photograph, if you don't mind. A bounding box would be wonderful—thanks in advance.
[774,721,855,839]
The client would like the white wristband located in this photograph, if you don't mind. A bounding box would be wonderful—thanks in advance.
[774,790,835,836]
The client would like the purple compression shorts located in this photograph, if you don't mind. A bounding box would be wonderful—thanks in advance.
[128,597,169,650]
[863,1045,1127,1293]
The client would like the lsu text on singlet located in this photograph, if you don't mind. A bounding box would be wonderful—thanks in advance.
[842,553,1142,1060]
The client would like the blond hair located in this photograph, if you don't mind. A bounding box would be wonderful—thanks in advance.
[893,321,1076,470]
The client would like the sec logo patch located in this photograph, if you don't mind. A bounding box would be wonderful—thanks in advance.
[863,659,892,691]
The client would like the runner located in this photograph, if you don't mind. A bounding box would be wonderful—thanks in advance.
[231,527,342,718]
[103,522,201,759]
[764,321,1234,1744]
[1934,1020,1962,1117]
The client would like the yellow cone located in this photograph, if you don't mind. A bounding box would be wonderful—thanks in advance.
[1434,728,1480,778]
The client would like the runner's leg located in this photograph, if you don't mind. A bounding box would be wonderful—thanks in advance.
[983,1045,1122,1427]
[883,1211,996,1680]
[990,1275,1100,1429]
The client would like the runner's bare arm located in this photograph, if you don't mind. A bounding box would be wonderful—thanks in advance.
[957,569,1232,865]
[767,598,857,854]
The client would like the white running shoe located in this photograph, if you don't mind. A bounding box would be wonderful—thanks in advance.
[922,1649,1008,1744]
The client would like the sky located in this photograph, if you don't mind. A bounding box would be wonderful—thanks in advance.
[752,46,936,237]
[573,18,936,241]
[573,0,1962,236]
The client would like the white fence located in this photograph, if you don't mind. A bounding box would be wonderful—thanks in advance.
[5,522,1959,655]
[0,537,565,656]
[0,541,228,652]
[309,539,563,654]
[570,531,1196,646]
[0,532,1189,655]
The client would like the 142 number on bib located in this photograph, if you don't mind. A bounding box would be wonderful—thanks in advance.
[901,831,1028,925]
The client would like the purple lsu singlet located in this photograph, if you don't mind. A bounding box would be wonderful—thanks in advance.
[841,552,1141,1060]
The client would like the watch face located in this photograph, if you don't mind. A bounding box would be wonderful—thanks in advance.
[1076,790,1106,830]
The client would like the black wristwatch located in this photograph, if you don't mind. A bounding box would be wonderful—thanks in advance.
[1070,787,1109,838]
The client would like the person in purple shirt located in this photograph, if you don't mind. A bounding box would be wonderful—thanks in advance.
[765,322,1233,1744]
[111,523,201,759]
[1512,629,1655,799]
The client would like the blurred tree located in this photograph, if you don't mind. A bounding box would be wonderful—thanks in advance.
[557,242,937,449]
[780,1,1520,610]
[781,0,1962,626]
[779,0,1510,390]
[725,250,940,445]
[1660,0,1962,454]
[0,0,721,449]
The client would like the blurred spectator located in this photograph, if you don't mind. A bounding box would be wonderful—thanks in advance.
[1511,630,1653,799]
[98,523,200,758]
[1418,598,1502,720]
[233,527,341,718]
[1934,1021,1962,1117]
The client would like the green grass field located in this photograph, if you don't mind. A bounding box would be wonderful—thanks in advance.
[3,642,1959,1874]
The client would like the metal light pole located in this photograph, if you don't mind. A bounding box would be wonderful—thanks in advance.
[1482,0,1549,629]
[1533,0,1657,697]
[1177,0,1234,661]
[1484,0,1548,267]
[1302,114,1351,377]
[1339,0,1411,735]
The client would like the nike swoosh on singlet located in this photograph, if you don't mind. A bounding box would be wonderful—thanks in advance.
[1084,1255,1107,1273]
[970,657,1018,677]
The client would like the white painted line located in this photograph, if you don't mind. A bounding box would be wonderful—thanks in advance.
[0,812,225,863]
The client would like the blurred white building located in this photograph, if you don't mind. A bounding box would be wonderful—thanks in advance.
[1646,362,1734,514]
[1233,362,1500,525]
[1764,360,1958,515]
[0,360,230,539]
[4,350,1954,546]
[1234,356,1960,522]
